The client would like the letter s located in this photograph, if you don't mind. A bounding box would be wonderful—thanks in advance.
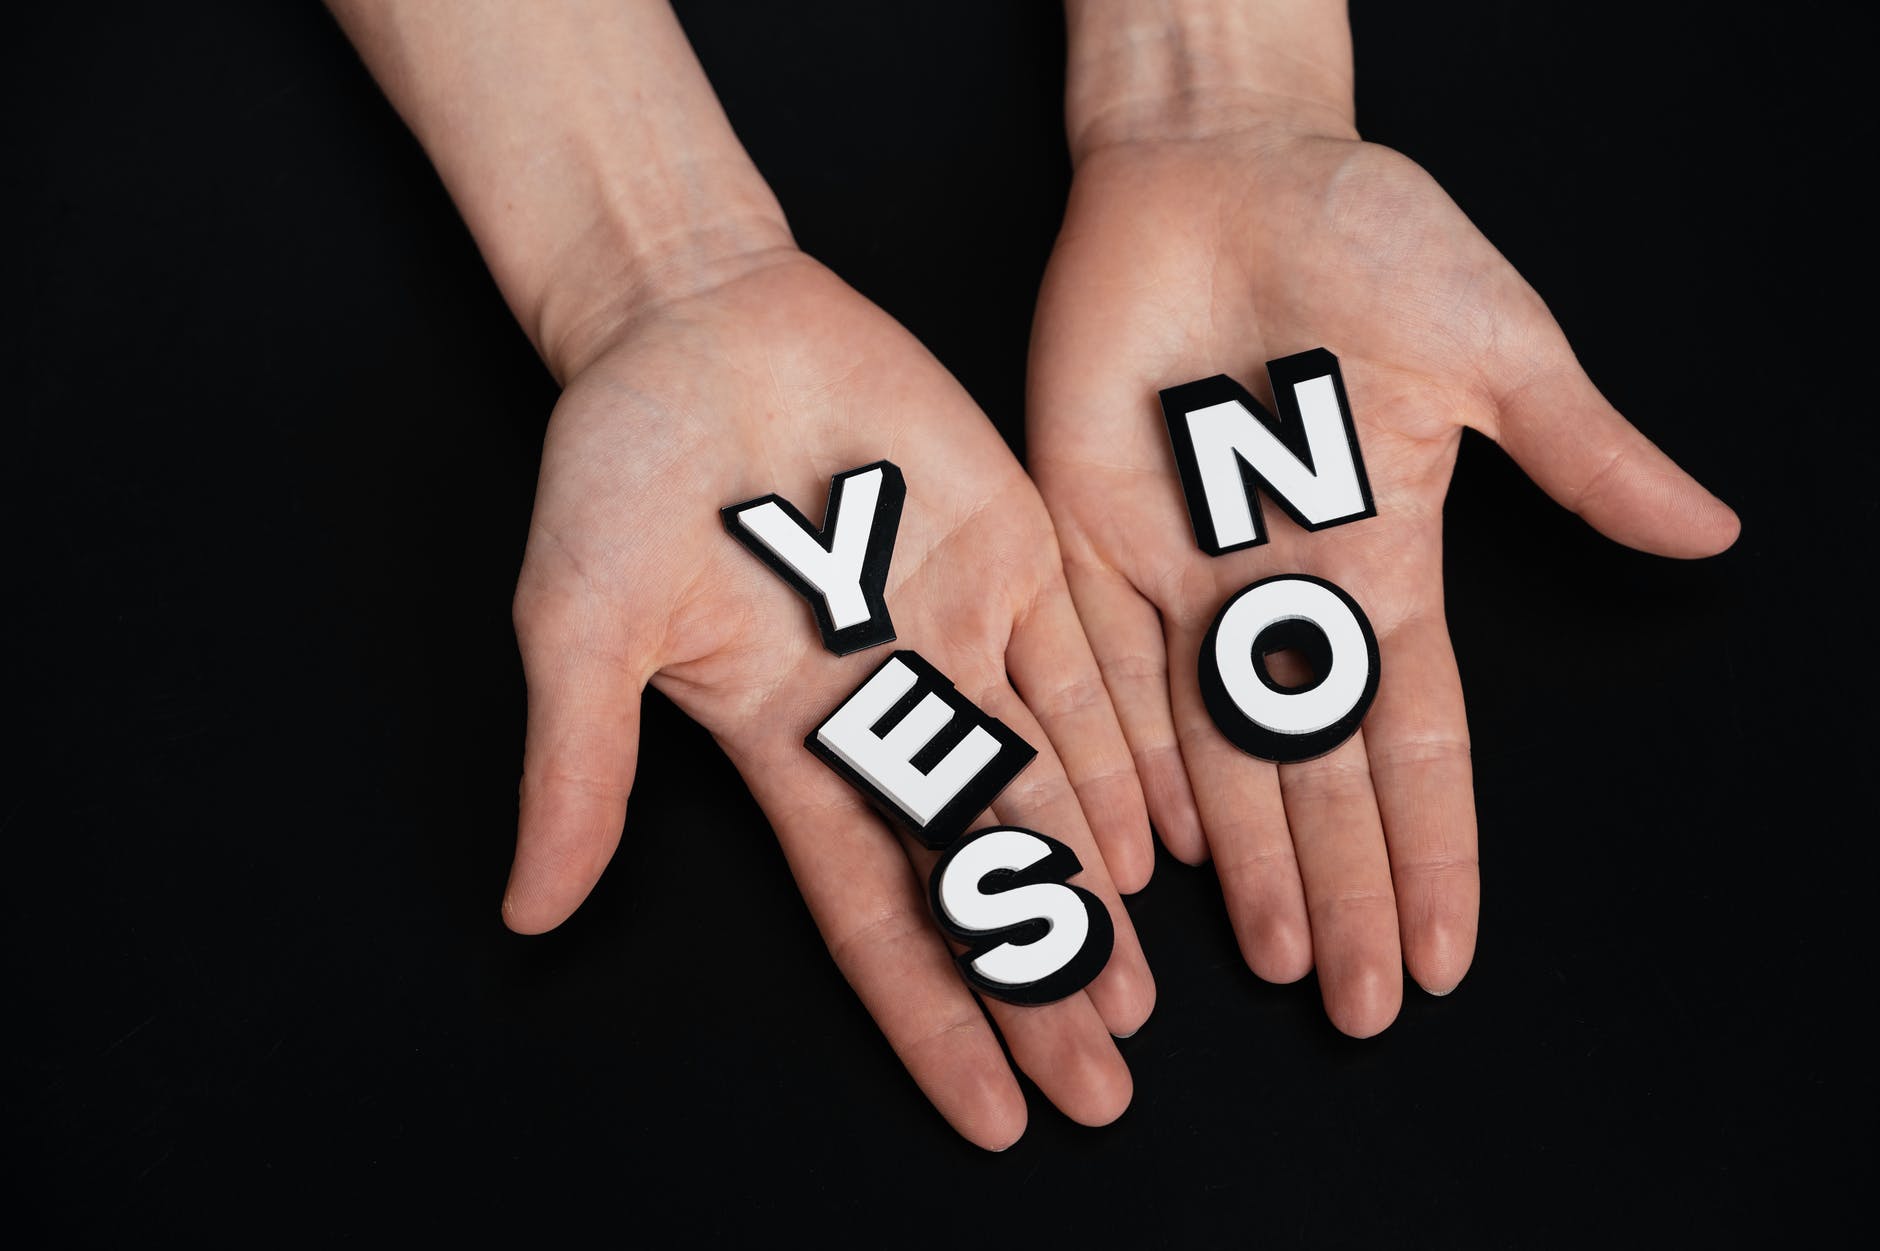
[928,827,1114,1005]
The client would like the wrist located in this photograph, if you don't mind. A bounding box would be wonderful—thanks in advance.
[1063,0,1357,162]
[529,165,795,383]
[328,0,796,384]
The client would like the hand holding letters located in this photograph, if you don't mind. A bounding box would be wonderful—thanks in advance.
[509,254,1152,1148]
[1028,102,1740,1037]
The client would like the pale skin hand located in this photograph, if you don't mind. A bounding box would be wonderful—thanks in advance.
[328,0,1154,1150]
[1032,1,1740,1036]
[511,252,1160,1147]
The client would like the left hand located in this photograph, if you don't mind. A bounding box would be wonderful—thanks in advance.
[1027,106,1739,1035]
[509,251,1155,1146]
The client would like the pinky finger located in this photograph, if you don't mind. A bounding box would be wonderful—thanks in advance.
[1063,562,1207,866]
[744,773,1027,1152]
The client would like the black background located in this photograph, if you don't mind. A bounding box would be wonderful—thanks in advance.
[7,1,1867,1243]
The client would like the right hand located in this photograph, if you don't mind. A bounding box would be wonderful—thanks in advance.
[505,248,1157,1150]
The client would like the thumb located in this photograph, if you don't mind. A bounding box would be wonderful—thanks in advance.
[505,592,651,934]
[1485,337,1740,559]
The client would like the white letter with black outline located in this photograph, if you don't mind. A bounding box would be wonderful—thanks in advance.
[929,826,1114,1006]
[1199,574,1380,763]
[807,650,1036,849]
[722,460,905,655]
[1159,349,1375,555]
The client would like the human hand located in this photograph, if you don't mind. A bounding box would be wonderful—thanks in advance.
[1029,1,1739,1036]
[507,249,1157,1147]
[329,0,1155,1148]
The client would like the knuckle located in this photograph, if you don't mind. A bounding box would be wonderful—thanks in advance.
[1217,841,1300,883]
[1035,672,1110,722]
[826,906,930,976]
[997,767,1076,819]
[1099,650,1168,689]
[1284,757,1374,804]
[1574,443,1632,514]
[1401,848,1480,884]
[1316,886,1398,925]
[1368,733,1472,774]
[511,575,585,653]
[1071,762,1139,798]
[900,1012,989,1060]
[1132,742,1186,778]
[524,767,631,807]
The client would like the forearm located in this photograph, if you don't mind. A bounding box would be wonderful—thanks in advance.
[1062,0,1356,161]
[327,0,791,381]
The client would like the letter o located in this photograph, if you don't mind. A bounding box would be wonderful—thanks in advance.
[1198,574,1380,763]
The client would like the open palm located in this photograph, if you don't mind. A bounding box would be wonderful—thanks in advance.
[1028,129,1738,1035]
[507,252,1156,1148]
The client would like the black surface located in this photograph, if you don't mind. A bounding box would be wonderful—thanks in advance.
[7,1,1866,1242]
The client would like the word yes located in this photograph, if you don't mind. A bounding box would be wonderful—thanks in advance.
[723,465,1108,1003]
